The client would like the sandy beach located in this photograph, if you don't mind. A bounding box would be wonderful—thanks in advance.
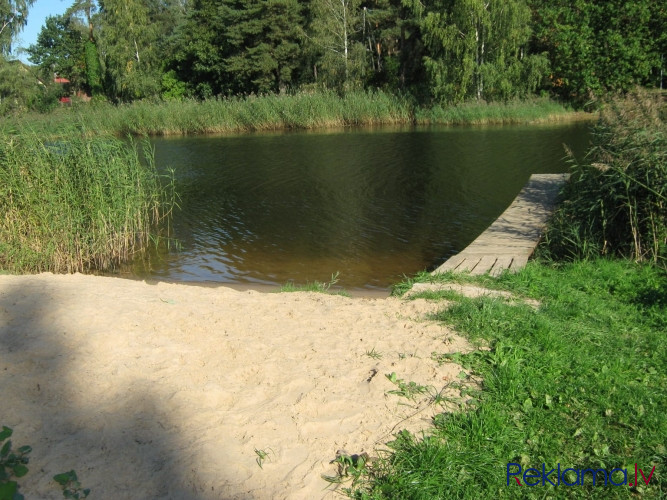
[0,273,471,499]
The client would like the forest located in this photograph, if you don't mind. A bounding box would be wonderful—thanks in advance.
[1,0,665,114]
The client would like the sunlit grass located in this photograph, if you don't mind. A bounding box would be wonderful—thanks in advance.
[0,92,580,138]
[350,259,665,499]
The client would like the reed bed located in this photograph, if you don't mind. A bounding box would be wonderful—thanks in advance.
[414,97,575,125]
[539,89,666,267]
[0,92,576,138]
[0,133,175,273]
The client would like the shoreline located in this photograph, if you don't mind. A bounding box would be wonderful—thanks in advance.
[1,92,593,139]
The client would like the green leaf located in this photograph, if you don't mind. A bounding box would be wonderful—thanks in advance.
[12,465,28,478]
[16,446,31,455]
[0,481,18,500]
[54,471,74,486]
[0,427,12,442]
[1,440,11,458]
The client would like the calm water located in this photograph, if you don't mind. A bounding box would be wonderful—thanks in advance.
[126,123,591,290]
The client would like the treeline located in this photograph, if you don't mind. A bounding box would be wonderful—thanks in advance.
[1,0,665,114]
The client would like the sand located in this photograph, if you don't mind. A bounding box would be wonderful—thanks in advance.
[0,273,472,499]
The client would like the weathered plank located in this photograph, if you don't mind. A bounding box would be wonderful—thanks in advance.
[433,173,568,276]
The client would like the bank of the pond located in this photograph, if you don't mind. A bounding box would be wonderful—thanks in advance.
[351,259,666,499]
[1,91,589,138]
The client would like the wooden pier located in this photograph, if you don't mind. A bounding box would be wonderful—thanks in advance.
[433,173,569,277]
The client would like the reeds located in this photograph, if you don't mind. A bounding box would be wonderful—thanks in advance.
[414,96,574,125]
[0,91,576,138]
[540,89,667,267]
[0,133,176,273]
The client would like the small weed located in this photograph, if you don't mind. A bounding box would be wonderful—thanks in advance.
[254,448,272,469]
[364,347,382,360]
[0,426,31,500]
[279,272,349,296]
[322,451,369,486]
[53,470,90,499]
[385,372,431,401]
[0,427,89,500]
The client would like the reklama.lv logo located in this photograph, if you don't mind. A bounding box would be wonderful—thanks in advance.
[507,463,656,487]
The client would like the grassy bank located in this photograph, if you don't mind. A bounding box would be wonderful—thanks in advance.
[0,133,175,273]
[347,260,665,499]
[0,91,579,138]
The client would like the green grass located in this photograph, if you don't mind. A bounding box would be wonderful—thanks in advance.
[0,133,176,273]
[414,97,580,126]
[279,272,350,296]
[0,92,581,138]
[349,259,666,499]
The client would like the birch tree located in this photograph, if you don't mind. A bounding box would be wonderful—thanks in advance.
[309,0,366,89]
[409,0,548,103]
[0,0,34,55]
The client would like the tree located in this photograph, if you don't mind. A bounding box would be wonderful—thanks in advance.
[0,58,55,114]
[170,0,304,96]
[530,0,665,102]
[1,0,34,55]
[407,0,548,103]
[222,0,304,94]
[66,0,97,40]
[308,0,366,89]
[27,14,87,90]
[168,0,234,98]
[97,0,177,100]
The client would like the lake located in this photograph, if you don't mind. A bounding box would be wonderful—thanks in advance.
[124,123,591,290]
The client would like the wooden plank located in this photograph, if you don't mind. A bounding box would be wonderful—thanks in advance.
[508,255,529,271]
[455,256,483,273]
[432,174,568,277]
[470,255,498,275]
[489,256,514,277]
[433,254,467,273]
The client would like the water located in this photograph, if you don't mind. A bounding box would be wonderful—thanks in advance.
[126,123,591,290]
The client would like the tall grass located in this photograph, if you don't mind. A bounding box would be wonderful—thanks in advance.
[414,97,577,125]
[539,90,667,268]
[0,91,579,138]
[0,133,175,273]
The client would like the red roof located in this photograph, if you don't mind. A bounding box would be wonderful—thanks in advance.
[54,77,70,83]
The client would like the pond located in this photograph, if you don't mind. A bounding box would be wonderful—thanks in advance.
[124,123,591,291]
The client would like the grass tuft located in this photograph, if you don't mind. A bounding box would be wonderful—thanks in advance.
[279,272,349,296]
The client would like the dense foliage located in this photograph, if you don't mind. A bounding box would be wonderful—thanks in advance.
[0,0,665,111]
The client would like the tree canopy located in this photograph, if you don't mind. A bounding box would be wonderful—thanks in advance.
[6,0,667,109]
